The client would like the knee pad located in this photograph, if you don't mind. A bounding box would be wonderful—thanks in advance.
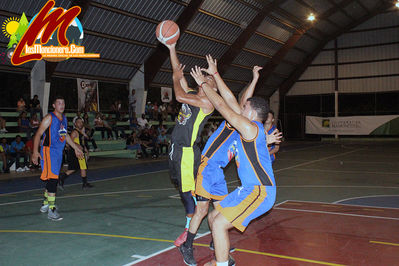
[46,178,58,193]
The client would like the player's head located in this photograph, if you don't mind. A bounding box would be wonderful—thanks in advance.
[52,96,65,113]
[241,97,269,122]
[197,75,217,94]
[265,110,275,124]
[16,135,21,142]
[75,117,84,129]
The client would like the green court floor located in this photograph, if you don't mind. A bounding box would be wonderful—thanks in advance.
[1,141,398,265]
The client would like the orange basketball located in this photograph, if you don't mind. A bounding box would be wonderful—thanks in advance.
[156,20,180,45]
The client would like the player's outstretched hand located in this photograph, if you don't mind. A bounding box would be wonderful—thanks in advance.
[190,66,208,85]
[75,146,84,160]
[166,43,176,50]
[32,151,42,165]
[201,55,218,75]
[252,66,263,79]
[267,129,283,145]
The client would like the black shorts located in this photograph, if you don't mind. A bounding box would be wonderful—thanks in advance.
[168,143,201,193]
[67,149,87,171]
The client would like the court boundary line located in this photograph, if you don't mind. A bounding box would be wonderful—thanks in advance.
[127,201,290,266]
[282,199,399,211]
[292,168,399,175]
[333,195,399,205]
[275,207,399,221]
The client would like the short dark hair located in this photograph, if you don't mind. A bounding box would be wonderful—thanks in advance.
[53,96,64,104]
[16,135,21,139]
[247,97,269,122]
[268,110,274,117]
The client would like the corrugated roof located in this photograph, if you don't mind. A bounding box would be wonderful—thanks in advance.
[279,0,310,22]
[82,35,152,64]
[314,20,337,35]
[265,74,285,87]
[82,6,157,44]
[274,61,295,75]
[153,71,173,85]
[223,65,252,81]
[224,81,246,92]
[92,0,184,22]
[200,0,258,26]
[301,0,333,14]
[256,16,293,43]
[295,35,319,53]
[284,49,307,63]
[56,59,133,80]
[0,47,35,69]
[187,12,243,43]
[0,0,71,17]
[232,50,270,67]
[245,34,283,55]
[329,11,352,28]
[177,33,229,58]
[343,1,366,20]
[162,55,207,70]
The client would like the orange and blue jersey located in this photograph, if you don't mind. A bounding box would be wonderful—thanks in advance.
[267,124,277,163]
[40,112,68,180]
[235,121,275,187]
[195,121,238,200]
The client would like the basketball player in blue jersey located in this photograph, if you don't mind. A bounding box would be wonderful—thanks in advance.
[190,55,277,266]
[178,66,271,265]
[166,43,216,246]
[32,96,84,221]
[264,110,280,164]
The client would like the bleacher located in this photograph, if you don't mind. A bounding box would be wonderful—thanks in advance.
[0,110,223,160]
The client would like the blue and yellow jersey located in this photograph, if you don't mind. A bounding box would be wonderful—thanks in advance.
[201,121,238,167]
[41,112,68,150]
[267,124,277,163]
[235,121,275,187]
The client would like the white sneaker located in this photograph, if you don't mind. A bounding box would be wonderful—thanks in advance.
[16,167,24,172]
[24,166,30,171]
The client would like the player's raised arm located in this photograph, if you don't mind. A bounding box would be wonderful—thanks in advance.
[172,64,213,111]
[167,43,190,93]
[201,55,241,114]
[32,114,52,165]
[239,66,262,109]
[191,66,257,140]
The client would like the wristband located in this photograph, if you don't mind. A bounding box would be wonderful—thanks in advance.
[213,71,218,76]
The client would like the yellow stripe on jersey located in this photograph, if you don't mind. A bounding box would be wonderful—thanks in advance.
[190,108,210,147]
[181,147,195,192]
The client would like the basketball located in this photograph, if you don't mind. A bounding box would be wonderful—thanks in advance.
[156,20,180,45]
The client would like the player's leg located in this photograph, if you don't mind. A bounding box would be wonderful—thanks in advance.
[209,210,234,264]
[46,178,62,221]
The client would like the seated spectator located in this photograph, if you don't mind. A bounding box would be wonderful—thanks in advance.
[102,114,115,140]
[29,94,43,120]
[83,113,99,152]
[94,113,112,140]
[10,135,29,172]
[129,113,139,130]
[137,114,148,129]
[0,116,7,133]
[157,129,169,155]
[139,128,158,159]
[110,100,122,121]
[126,131,142,158]
[107,114,126,139]
[167,103,174,121]
[152,102,159,121]
[30,113,40,137]
[24,138,34,168]
[0,144,9,173]
[159,103,167,122]
[17,97,26,113]
[18,111,32,139]
[1,138,11,173]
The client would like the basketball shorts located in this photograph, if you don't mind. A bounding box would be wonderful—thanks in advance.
[168,143,201,193]
[67,148,87,171]
[215,185,276,232]
[40,146,63,180]
[195,156,228,201]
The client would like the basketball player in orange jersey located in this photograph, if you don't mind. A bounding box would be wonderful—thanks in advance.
[32,96,84,221]
[166,42,217,246]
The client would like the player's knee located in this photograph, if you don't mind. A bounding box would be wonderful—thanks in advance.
[46,178,58,193]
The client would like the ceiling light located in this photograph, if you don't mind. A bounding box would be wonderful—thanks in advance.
[396,1,399,8]
[307,13,315,21]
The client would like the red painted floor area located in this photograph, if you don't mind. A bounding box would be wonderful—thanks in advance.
[132,201,399,266]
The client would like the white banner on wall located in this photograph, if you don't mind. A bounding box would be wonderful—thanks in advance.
[306,115,399,135]
[77,78,99,112]
[161,87,172,103]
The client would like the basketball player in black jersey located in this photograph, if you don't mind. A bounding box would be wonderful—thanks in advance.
[167,42,217,246]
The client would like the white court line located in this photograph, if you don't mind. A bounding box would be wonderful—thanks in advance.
[279,144,327,153]
[274,207,399,221]
[273,148,364,173]
[0,187,176,207]
[333,194,399,204]
[227,185,399,189]
[292,168,399,175]
[281,199,399,210]
[130,255,146,259]
[0,169,169,196]
[125,200,288,266]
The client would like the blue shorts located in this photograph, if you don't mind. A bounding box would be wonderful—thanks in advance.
[40,146,63,180]
[195,158,228,201]
[215,186,276,232]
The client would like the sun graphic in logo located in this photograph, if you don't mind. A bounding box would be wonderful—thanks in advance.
[2,17,20,38]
